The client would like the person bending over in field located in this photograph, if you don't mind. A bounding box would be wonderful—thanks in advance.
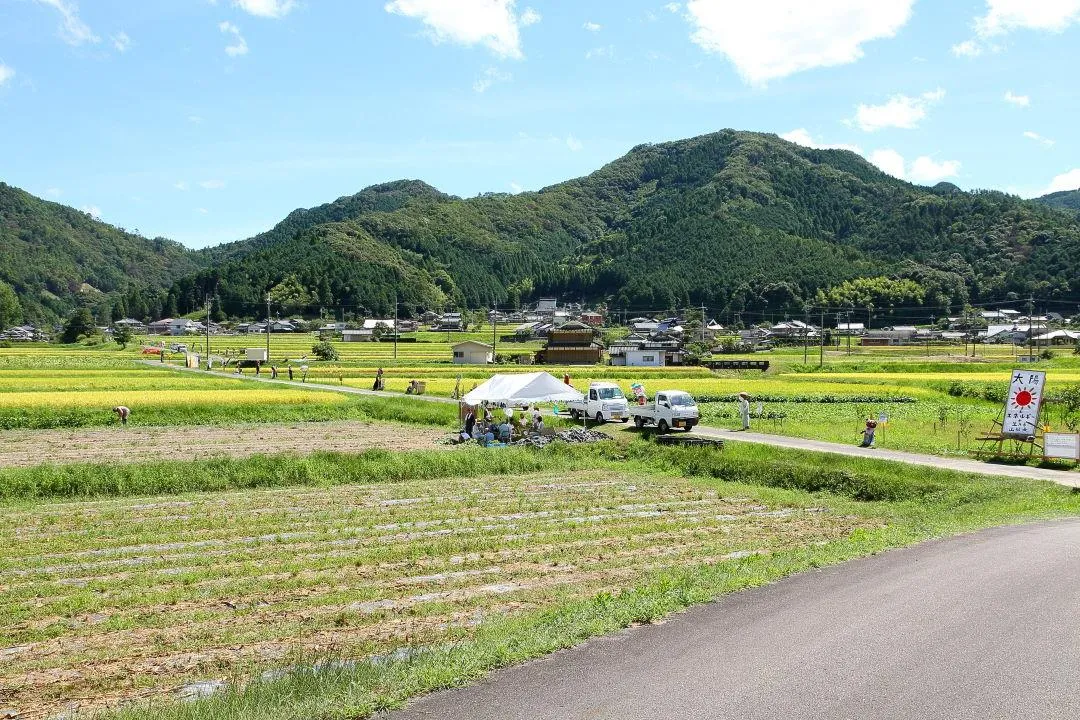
[112,406,130,425]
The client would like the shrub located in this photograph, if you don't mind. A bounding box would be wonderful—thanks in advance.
[311,341,339,361]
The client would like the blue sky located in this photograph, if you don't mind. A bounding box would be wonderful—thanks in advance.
[1,0,1078,248]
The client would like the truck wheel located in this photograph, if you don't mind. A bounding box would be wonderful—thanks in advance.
[658,420,669,434]
[570,409,580,421]
[594,412,604,424]
[634,416,645,429]
[621,417,630,423]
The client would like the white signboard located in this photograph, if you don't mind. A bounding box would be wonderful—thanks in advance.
[1002,369,1046,438]
[1044,433,1080,460]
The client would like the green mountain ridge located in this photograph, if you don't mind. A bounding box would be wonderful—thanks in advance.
[0,182,205,324]
[1035,189,1080,213]
[5,129,1080,325]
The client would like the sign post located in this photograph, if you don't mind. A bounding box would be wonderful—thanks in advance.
[1044,433,1080,461]
[1002,370,1046,438]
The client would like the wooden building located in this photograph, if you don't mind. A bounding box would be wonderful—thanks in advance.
[538,321,602,365]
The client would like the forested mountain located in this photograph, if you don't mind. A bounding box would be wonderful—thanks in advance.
[1036,189,1080,213]
[7,129,1080,327]
[0,183,203,324]
[164,130,1080,320]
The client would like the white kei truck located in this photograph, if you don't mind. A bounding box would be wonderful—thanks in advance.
[629,390,699,433]
[564,382,631,424]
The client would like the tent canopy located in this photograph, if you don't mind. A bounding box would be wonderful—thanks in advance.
[462,372,583,406]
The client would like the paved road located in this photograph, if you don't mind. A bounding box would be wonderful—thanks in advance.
[689,426,1080,488]
[383,519,1080,720]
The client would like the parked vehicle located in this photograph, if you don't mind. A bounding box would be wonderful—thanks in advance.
[630,390,699,433]
[565,382,630,423]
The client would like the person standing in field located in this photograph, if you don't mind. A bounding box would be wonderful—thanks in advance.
[270,366,278,379]
[288,365,294,380]
[112,406,130,425]
[738,392,751,431]
[859,419,878,448]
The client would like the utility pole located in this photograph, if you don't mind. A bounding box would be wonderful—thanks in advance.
[204,295,211,369]
[492,299,498,357]
[819,308,824,367]
[393,293,399,361]
[802,305,809,364]
[701,304,707,343]
[265,293,271,362]
[846,311,852,355]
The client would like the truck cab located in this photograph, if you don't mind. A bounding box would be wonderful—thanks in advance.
[630,390,699,433]
[566,382,630,424]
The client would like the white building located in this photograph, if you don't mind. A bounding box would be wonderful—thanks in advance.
[451,340,494,364]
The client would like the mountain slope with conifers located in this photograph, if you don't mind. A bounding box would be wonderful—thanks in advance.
[1036,188,1080,213]
[165,129,1080,319]
[6,129,1080,327]
[0,182,204,324]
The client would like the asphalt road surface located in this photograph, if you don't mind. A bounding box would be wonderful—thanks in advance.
[383,519,1080,720]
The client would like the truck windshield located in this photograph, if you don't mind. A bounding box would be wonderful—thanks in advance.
[669,393,695,407]
[597,387,624,400]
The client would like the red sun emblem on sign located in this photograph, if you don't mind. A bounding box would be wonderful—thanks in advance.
[1015,390,1033,407]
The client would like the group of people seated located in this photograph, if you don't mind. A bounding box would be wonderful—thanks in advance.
[456,403,545,445]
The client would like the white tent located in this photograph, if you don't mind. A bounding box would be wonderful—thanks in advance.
[462,372,583,406]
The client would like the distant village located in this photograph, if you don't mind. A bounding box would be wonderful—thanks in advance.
[2,298,1078,366]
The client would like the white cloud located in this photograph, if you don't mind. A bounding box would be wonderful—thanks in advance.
[1024,130,1055,147]
[585,44,615,59]
[111,31,131,52]
[780,128,862,153]
[664,2,682,12]
[385,0,541,60]
[509,181,523,194]
[851,88,945,131]
[219,21,248,56]
[33,0,99,45]
[233,0,296,18]
[975,0,1080,37]
[0,64,14,87]
[583,21,601,32]
[951,39,982,57]
[174,181,190,191]
[188,115,204,124]
[908,156,961,184]
[45,187,62,198]
[566,134,583,152]
[1003,90,1029,107]
[199,179,225,189]
[196,207,210,215]
[683,0,914,85]
[1042,168,1080,194]
[81,205,102,218]
[868,149,960,183]
[869,149,907,178]
[473,66,512,92]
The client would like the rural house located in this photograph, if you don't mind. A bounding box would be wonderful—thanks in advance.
[451,340,494,364]
[538,321,603,365]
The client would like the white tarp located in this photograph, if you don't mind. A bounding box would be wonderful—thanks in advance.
[462,372,583,406]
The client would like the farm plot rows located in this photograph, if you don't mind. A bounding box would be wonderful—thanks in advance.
[0,468,867,718]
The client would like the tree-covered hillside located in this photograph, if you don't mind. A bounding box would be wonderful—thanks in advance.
[1036,189,1080,213]
[165,130,1080,319]
[0,183,203,324]
[8,129,1080,326]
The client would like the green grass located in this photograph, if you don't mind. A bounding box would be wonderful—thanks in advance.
[4,440,1080,718]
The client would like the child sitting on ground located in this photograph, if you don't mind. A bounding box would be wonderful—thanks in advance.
[859,419,877,448]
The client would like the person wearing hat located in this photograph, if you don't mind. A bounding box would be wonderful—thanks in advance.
[737,392,751,431]
[859,418,878,447]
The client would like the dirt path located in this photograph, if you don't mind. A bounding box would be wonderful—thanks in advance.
[0,421,450,468]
